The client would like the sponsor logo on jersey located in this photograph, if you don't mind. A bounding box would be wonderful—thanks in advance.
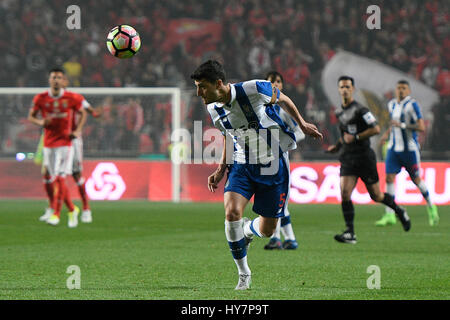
[347,124,357,134]
[49,112,69,119]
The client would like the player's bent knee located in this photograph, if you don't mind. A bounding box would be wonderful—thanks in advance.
[225,213,242,222]
[224,207,242,222]
[369,192,383,202]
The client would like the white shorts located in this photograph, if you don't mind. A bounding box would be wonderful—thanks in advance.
[43,146,74,177]
[72,137,83,173]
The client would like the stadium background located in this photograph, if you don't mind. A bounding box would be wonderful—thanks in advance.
[0,0,448,204]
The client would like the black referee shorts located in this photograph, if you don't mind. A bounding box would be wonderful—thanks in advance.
[339,148,379,185]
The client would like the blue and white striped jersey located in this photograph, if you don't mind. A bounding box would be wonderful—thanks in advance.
[387,96,423,152]
[207,80,297,163]
[272,104,305,143]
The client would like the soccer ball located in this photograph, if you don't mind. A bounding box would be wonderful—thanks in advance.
[106,25,141,59]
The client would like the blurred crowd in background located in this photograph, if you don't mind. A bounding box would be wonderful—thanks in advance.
[0,0,448,159]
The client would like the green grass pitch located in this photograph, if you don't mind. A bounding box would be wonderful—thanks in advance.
[0,200,448,300]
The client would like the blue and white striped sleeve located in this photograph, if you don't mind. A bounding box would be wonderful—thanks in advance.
[387,99,394,116]
[250,80,280,105]
[207,104,225,135]
[410,100,423,121]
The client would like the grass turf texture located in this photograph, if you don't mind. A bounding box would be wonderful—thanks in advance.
[0,200,448,300]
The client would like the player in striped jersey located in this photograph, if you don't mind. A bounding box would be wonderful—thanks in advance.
[263,71,305,250]
[376,80,439,226]
[191,60,322,290]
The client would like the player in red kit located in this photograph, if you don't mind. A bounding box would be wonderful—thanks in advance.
[28,67,87,227]
[34,75,102,223]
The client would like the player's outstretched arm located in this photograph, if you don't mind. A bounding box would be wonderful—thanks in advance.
[86,105,103,118]
[278,92,323,140]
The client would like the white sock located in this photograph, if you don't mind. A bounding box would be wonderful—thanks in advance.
[225,220,251,275]
[243,217,264,238]
[280,209,296,241]
[417,180,433,207]
[385,182,395,214]
[281,223,296,241]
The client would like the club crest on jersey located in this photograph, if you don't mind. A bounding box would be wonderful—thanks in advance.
[347,124,357,134]
[247,121,259,129]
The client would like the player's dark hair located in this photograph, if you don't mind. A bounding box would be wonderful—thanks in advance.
[338,75,354,86]
[397,79,410,86]
[265,71,284,84]
[190,60,226,83]
[49,67,65,74]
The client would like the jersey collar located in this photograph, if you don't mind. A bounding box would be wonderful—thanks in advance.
[341,100,356,109]
[225,83,236,107]
[397,95,411,104]
[48,88,65,99]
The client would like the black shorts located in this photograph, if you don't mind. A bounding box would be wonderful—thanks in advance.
[339,148,379,185]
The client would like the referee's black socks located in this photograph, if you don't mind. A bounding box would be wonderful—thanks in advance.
[341,200,355,234]
[381,193,401,213]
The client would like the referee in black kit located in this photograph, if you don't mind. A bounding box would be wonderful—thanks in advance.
[327,76,411,244]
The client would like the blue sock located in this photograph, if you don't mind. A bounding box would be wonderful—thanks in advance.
[281,215,291,227]
[228,238,247,259]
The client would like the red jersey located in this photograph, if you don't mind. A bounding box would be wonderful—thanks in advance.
[32,89,83,147]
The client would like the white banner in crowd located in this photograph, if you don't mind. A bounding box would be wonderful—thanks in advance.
[321,51,440,114]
